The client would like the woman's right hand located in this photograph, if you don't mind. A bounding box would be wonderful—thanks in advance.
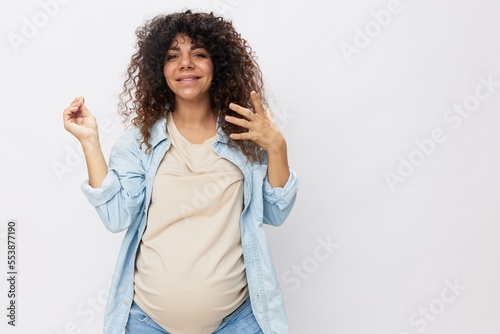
[63,96,99,145]
[63,96,108,188]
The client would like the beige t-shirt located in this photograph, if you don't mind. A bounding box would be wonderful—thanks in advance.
[133,112,248,334]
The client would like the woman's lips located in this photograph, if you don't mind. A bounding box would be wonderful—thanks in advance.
[176,75,201,83]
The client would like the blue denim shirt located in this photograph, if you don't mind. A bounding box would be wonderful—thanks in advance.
[80,117,298,334]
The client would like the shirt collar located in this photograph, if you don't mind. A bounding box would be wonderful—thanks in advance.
[148,117,167,148]
[148,115,229,148]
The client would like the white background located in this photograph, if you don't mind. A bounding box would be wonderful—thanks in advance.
[1,0,500,333]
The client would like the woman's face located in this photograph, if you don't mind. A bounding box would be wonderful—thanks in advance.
[163,34,214,105]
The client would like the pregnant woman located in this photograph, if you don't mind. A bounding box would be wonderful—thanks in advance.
[63,10,298,334]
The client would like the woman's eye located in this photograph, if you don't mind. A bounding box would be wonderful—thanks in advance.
[166,54,178,61]
[193,53,207,58]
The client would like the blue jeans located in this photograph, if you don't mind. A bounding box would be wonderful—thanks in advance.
[125,298,263,334]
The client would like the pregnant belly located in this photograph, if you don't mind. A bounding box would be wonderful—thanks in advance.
[133,245,249,334]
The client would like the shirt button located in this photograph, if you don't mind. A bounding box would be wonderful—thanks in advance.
[124,300,128,306]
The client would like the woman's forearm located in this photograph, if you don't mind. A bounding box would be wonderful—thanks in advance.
[81,139,108,188]
[266,138,290,188]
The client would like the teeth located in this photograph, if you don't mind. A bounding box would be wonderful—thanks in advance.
[180,78,197,81]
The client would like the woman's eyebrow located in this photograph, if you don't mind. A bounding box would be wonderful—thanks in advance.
[168,45,206,51]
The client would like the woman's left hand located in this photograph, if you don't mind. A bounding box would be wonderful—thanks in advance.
[225,91,286,154]
[226,91,290,187]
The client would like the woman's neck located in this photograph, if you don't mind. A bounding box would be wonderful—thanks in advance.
[172,97,214,125]
[171,99,217,143]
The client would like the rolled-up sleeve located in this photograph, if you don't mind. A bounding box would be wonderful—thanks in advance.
[262,167,299,226]
[80,136,147,233]
[81,171,121,207]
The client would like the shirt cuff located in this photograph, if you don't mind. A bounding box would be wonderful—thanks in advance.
[263,168,298,210]
[80,170,121,207]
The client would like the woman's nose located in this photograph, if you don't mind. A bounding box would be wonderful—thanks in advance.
[179,55,194,70]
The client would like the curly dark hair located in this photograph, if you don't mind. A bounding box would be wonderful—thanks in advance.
[118,10,267,162]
